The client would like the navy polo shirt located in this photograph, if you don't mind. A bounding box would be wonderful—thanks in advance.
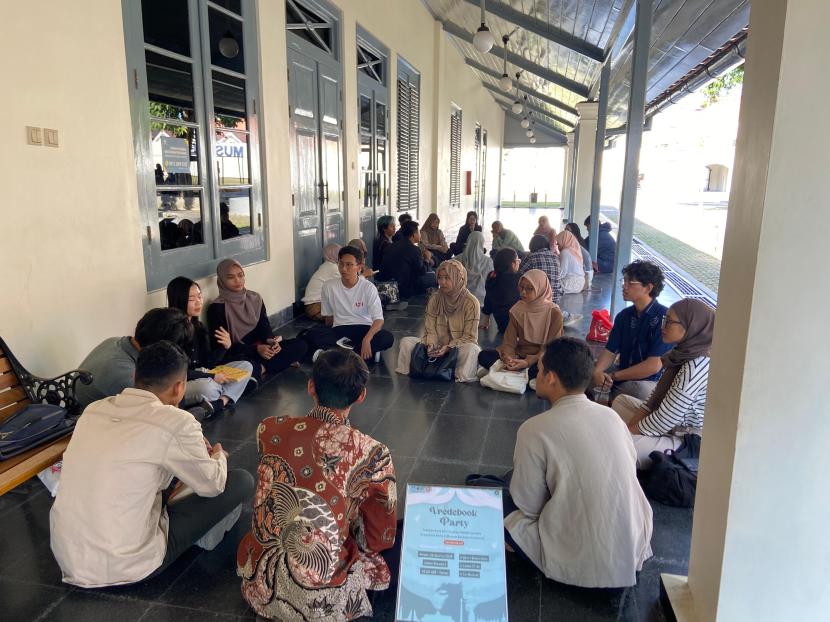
[605,299,672,381]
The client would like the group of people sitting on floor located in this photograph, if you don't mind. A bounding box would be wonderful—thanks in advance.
[47,207,713,621]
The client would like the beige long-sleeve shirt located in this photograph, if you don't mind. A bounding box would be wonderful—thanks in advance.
[50,388,227,587]
[497,307,564,366]
[423,291,480,348]
[505,394,653,588]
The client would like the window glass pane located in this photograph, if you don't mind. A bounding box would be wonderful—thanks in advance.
[142,0,190,56]
[211,0,241,15]
[146,51,195,122]
[377,138,387,172]
[213,72,247,130]
[360,95,371,134]
[220,188,251,238]
[157,191,204,250]
[359,135,371,171]
[151,128,201,185]
[376,101,386,135]
[209,7,245,73]
[215,130,250,185]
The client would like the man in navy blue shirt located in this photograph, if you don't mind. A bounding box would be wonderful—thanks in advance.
[592,260,672,402]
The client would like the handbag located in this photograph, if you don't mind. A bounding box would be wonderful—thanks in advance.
[409,343,458,381]
[587,308,613,343]
[480,360,529,395]
[642,434,702,507]
[0,403,76,460]
[375,280,400,305]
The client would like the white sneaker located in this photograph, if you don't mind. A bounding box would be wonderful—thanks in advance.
[312,348,325,362]
[374,351,382,363]
[528,378,537,391]
[476,365,489,379]
[563,313,583,327]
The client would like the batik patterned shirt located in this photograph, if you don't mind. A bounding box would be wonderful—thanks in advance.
[237,406,397,621]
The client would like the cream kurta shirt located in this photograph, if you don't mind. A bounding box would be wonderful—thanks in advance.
[50,388,227,587]
[504,393,653,588]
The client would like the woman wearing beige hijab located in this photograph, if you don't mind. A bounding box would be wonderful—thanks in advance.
[477,269,563,380]
[612,298,715,468]
[420,213,450,264]
[395,260,481,381]
[208,259,308,383]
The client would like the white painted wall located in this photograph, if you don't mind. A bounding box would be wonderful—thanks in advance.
[0,0,504,375]
[688,0,830,619]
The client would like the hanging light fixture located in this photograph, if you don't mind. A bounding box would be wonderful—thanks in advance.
[520,116,530,129]
[530,137,537,144]
[526,128,534,137]
[511,72,523,114]
[498,34,512,91]
[219,30,240,58]
[472,0,495,53]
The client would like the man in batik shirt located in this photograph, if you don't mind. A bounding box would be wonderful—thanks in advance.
[238,349,397,621]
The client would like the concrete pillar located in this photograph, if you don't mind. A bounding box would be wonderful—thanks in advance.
[560,132,575,220]
[571,101,599,229]
[664,1,830,620]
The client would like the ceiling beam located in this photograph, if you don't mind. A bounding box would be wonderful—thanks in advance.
[482,82,575,129]
[498,103,567,143]
[442,20,591,98]
[461,0,604,63]
[464,58,579,117]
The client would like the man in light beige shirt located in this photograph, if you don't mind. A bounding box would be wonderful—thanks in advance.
[504,337,653,588]
[50,341,254,588]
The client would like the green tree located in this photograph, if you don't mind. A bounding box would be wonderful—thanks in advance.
[702,65,744,107]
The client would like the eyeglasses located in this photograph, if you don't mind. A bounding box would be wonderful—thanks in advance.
[620,279,643,289]
[661,315,684,328]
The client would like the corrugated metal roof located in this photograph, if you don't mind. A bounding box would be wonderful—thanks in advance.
[423,0,749,131]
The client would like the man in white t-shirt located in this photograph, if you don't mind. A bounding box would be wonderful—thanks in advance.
[305,245,394,362]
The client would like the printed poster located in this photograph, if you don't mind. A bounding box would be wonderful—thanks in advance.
[396,484,508,622]
[160,136,190,174]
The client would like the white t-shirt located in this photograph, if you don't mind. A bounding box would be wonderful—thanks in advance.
[301,261,340,304]
[321,277,384,327]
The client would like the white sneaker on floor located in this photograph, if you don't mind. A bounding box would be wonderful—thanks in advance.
[374,351,382,363]
[528,378,537,391]
[476,365,489,379]
[312,348,325,362]
[563,313,583,327]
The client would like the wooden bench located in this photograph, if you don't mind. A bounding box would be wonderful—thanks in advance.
[0,337,91,495]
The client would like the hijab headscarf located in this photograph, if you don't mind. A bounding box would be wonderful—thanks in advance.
[214,258,264,342]
[421,213,445,247]
[534,216,558,252]
[458,231,491,275]
[509,269,556,344]
[556,230,583,266]
[645,299,716,411]
[323,243,341,263]
[432,260,469,315]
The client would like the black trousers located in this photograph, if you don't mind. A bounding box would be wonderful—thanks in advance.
[246,337,308,382]
[150,469,255,579]
[478,349,539,379]
[304,324,395,355]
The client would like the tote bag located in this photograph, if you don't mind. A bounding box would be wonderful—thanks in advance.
[480,360,528,395]
[409,343,458,381]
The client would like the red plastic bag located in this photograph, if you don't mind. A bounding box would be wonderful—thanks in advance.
[587,309,613,343]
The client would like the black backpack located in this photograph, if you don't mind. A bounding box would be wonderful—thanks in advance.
[642,434,701,507]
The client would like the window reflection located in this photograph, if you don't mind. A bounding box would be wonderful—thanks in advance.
[213,72,247,130]
[146,51,195,121]
[220,189,251,239]
[142,0,190,56]
[156,191,204,250]
[215,130,249,185]
[209,7,245,73]
[151,129,200,185]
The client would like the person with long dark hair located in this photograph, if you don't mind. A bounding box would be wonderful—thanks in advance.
[449,210,482,256]
[207,259,308,383]
[481,248,522,333]
[167,277,253,416]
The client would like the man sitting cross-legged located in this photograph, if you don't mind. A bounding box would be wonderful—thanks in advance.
[50,341,255,588]
[503,337,653,588]
[238,349,398,621]
[305,245,395,363]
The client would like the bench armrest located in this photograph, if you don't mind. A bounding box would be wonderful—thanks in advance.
[23,369,93,417]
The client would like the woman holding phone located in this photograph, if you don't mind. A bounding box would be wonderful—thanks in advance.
[207,259,307,383]
[395,260,481,382]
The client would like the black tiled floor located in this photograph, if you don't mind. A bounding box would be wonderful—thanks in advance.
[2,269,691,621]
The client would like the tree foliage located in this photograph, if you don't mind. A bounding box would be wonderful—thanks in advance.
[702,65,744,107]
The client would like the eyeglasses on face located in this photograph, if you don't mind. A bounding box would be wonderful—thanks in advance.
[661,315,684,328]
[620,278,643,289]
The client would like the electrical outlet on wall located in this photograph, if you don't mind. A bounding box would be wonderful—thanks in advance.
[43,128,59,147]
[26,126,42,145]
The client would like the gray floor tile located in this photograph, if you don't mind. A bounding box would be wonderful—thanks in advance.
[482,418,523,468]
[408,459,474,487]
[420,416,491,463]
[41,591,150,622]
[371,409,436,458]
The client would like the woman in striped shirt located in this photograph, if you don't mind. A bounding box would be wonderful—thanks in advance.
[612,299,715,468]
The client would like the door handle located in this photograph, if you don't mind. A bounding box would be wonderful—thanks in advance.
[323,182,329,202]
